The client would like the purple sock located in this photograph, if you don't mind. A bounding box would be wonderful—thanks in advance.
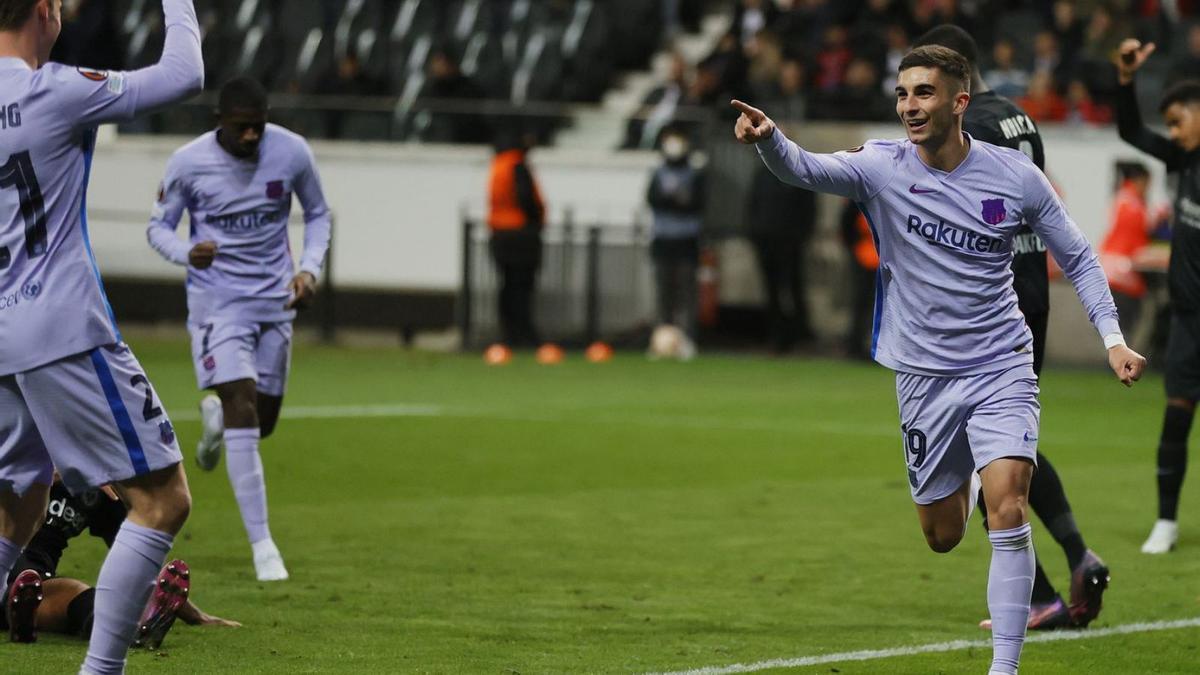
[225,427,272,545]
[988,522,1035,675]
[82,521,173,675]
[0,536,22,588]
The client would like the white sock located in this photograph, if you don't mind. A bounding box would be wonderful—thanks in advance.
[224,427,272,545]
[988,523,1035,675]
[0,535,22,589]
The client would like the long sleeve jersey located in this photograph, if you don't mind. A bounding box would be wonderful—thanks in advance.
[757,129,1120,376]
[0,0,203,376]
[146,124,332,324]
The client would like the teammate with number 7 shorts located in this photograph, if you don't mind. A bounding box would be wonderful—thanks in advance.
[0,0,203,673]
[734,45,1146,674]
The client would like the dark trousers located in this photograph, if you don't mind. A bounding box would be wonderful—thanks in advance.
[753,236,811,350]
[491,229,542,347]
[652,237,699,338]
[496,263,539,347]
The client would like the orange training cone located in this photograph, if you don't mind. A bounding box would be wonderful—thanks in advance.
[535,343,565,365]
[484,343,512,365]
[585,341,613,363]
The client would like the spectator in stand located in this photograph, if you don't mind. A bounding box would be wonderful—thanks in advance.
[422,48,488,144]
[1101,161,1155,335]
[855,0,911,37]
[1168,23,1200,87]
[317,52,384,97]
[705,32,750,102]
[812,24,852,92]
[1048,0,1084,64]
[810,57,893,121]
[880,23,910,96]
[746,30,785,103]
[757,58,807,122]
[51,0,122,69]
[985,39,1031,99]
[623,52,690,150]
[732,0,779,48]
[1019,71,1069,121]
[1033,31,1067,83]
[747,163,816,352]
[840,200,878,360]
[1065,78,1113,125]
[775,0,835,50]
[647,126,706,339]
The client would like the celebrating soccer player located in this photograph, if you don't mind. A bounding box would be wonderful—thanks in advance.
[0,0,203,672]
[146,76,332,582]
[734,46,1145,675]
[1112,39,1200,555]
[915,25,1111,631]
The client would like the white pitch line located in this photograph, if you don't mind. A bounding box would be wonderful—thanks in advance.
[169,403,446,422]
[649,617,1200,675]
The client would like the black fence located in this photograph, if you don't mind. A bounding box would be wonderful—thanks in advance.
[459,214,656,350]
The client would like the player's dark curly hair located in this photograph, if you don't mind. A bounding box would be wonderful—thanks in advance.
[0,0,39,31]
[218,76,269,115]
[1160,80,1200,114]
[899,45,971,94]
[913,25,980,71]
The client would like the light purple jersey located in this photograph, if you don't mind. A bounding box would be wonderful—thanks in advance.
[146,124,331,324]
[758,129,1120,376]
[0,0,202,377]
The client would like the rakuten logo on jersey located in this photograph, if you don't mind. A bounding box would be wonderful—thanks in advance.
[906,215,1004,254]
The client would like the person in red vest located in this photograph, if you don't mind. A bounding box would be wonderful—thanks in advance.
[488,127,546,347]
[1101,161,1155,334]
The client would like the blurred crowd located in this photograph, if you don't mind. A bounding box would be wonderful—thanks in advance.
[624,0,1200,149]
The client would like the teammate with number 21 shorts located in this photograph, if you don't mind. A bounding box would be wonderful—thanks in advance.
[0,0,203,672]
[734,45,1146,675]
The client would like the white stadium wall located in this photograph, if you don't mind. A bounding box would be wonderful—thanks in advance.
[86,125,1171,363]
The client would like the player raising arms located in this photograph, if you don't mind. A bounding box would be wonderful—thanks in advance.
[734,46,1145,675]
[147,76,332,581]
[1112,40,1200,554]
[0,0,203,672]
[915,25,1111,630]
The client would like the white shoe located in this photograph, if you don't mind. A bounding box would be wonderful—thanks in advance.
[195,394,224,471]
[1141,519,1179,554]
[252,539,289,581]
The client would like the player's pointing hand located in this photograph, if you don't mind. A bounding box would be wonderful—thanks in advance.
[732,99,776,145]
[1108,344,1147,387]
[188,241,218,269]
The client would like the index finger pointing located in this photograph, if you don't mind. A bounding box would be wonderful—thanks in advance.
[730,99,763,119]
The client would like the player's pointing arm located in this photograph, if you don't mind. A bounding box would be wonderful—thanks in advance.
[732,100,894,202]
[1022,164,1147,386]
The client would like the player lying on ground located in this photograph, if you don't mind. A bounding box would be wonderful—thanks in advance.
[0,0,203,673]
[915,24,1111,631]
[3,481,238,646]
[147,76,332,581]
[734,45,1145,675]
[1113,39,1200,555]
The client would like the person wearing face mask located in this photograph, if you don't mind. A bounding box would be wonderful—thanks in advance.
[647,127,706,340]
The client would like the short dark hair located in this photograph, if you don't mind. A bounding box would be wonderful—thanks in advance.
[218,77,269,116]
[1160,80,1200,113]
[898,45,971,93]
[0,0,38,31]
[913,25,979,71]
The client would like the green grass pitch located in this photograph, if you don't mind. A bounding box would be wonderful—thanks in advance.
[3,336,1199,673]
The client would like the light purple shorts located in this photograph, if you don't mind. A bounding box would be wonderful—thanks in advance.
[0,344,183,496]
[189,320,293,396]
[895,364,1040,505]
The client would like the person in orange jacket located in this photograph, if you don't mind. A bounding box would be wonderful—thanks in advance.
[840,200,879,360]
[1100,161,1154,335]
[488,126,545,347]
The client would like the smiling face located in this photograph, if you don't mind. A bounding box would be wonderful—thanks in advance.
[895,65,969,147]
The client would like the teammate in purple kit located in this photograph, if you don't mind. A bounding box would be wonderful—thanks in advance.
[0,0,203,673]
[734,46,1146,675]
[147,77,332,582]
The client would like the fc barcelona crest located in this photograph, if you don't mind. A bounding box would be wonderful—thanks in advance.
[981,198,1006,225]
[266,180,284,199]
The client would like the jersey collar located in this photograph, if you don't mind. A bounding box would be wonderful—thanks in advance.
[914,131,978,179]
[0,57,33,72]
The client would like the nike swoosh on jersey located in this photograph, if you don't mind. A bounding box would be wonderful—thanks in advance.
[909,184,937,194]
